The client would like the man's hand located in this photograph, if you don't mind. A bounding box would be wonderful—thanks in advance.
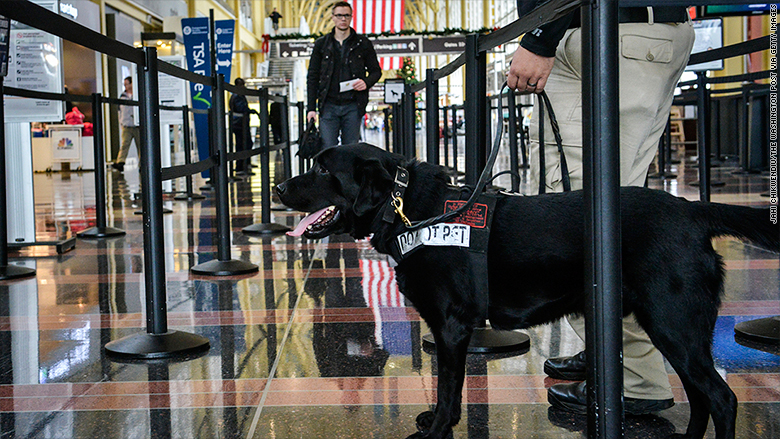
[307,111,317,122]
[507,46,555,94]
[353,79,368,91]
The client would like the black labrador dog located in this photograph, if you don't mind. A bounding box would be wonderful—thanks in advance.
[276,143,779,439]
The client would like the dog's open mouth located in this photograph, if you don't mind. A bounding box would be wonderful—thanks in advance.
[287,206,341,237]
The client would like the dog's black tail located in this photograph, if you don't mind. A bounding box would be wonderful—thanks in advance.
[696,202,779,252]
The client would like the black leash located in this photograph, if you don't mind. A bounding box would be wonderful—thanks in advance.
[395,82,570,231]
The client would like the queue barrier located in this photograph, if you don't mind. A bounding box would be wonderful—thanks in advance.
[0,1,299,360]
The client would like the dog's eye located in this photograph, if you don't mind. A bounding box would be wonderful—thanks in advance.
[317,166,329,176]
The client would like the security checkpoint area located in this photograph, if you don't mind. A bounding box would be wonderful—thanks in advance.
[0,1,778,439]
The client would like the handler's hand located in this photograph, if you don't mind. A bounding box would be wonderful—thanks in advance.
[507,46,555,94]
[353,79,368,91]
[307,111,317,122]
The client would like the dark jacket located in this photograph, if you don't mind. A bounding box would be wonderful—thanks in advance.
[307,28,382,115]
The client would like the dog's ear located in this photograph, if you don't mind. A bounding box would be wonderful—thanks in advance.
[353,158,392,217]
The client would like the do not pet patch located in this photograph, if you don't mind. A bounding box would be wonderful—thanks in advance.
[444,201,489,228]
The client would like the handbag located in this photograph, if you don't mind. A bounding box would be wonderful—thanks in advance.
[297,119,323,159]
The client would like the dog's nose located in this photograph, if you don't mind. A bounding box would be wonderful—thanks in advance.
[275,182,287,196]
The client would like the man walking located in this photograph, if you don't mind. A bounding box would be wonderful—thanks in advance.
[306,1,381,147]
[113,76,141,172]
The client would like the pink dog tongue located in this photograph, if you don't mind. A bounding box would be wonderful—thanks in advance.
[287,207,330,236]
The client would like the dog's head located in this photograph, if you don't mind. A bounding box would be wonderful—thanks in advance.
[276,143,404,239]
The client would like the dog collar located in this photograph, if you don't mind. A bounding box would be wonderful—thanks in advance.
[382,166,410,224]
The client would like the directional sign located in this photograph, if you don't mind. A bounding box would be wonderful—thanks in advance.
[372,37,420,56]
[278,41,314,58]
[422,36,466,54]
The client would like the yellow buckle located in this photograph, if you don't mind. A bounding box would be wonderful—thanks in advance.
[392,196,412,227]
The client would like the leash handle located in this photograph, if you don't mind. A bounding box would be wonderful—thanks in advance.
[539,91,572,193]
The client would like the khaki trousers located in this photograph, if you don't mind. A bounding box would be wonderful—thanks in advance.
[529,21,695,399]
[116,125,141,164]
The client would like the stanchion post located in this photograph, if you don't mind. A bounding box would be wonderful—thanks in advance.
[507,91,520,192]
[242,87,291,236]
[280,95,292,180]
[425,68,439,165]
[464,33,487,185]
[78,93,126,239]
[175,106,206,201]
[402,84,415,159]
[442,106,450,169]
[582,2,624,437]
[0,82,36,280]
[105,47,210,359]
[391,102,401,155]
[451,105,459,176]
[383,107,391,151]
[696,72,711,202]
[190,74,259,275]
[296,101,306,172]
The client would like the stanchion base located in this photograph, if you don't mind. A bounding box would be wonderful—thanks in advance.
[734,316,780,345]
[77,226,126,239]
[191,259,259,276]
[0,264,36,281]
[105,330,210,360]
[242,223,291,235]
[270,203,295,212]
[134,208,174,215]
[648,172,677,180]
[174,193,207,201]
[422,327,530,355]
[689,180,726,188]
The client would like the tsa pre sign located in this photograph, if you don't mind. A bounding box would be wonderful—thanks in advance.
[181,18,234,177]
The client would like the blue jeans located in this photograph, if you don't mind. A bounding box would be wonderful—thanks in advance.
[319,101,362,147]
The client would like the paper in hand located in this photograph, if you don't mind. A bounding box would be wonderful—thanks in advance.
[339,79,360,92]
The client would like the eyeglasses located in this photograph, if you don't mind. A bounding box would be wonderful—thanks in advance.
[333,14,352,19]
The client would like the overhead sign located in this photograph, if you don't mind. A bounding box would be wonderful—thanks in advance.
[278,41,314,58]
[422,36,466,54]
[372,37,419,56]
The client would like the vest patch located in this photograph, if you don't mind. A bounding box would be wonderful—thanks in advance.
[444,201,489,228]
[396,223,471,256]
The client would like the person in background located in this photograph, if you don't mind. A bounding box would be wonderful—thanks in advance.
[507,2,695,416]
[229,77,258,175]
[269,7,282,31]
[306,1,381,148]
[113,76,141,172]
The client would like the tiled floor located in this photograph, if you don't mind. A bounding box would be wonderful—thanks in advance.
[1,144,778,439]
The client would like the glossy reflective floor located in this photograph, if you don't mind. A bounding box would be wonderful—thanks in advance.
[1,147,778,439]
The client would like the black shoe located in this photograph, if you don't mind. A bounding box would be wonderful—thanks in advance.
[111,162,124,172]
[548,381,674,415]
[544,350,587,381]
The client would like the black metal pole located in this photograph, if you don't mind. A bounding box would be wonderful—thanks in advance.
[464,33,486,186]
[296,101,306,172]
[425,68,439,165]
[538,97,546,194]
[0,82,36,280]
[442,106,450,169]
[392,103,401,155]
[384,107,391,151]
[78,93,126,239]
[582,2,624,438]
[175,106,206,201]
[507,91,520,192]
[696,72,711,202]
[402,84,415,160]
[191,75,259,274]
[452,105,459,176]
[242,88,290,235]
[281,95,292,180]
[519,102,529,169]
[105,47,209,359]
[228,109,237,181]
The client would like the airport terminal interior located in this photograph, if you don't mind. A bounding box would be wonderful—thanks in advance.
[0,1,778,438]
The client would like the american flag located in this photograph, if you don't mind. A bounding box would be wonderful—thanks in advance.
[348,0,405,70]
[360,258,404,346]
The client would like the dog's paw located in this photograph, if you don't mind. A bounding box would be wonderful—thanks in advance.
[415,410,436,432]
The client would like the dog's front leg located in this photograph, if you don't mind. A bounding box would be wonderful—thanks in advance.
[406,319,472,439]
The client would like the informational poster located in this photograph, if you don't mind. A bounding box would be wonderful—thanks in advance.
[49,125,82,162]
[158,55,188,125]
[181,17,234,177]
[687,18,724,72]
[2,0,63,122]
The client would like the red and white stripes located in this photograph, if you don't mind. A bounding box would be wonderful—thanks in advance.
[348,0,405,70]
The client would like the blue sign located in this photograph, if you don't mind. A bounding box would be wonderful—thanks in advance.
[181,17,234,178]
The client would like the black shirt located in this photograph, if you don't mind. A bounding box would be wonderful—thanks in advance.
[326,34,356,105]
